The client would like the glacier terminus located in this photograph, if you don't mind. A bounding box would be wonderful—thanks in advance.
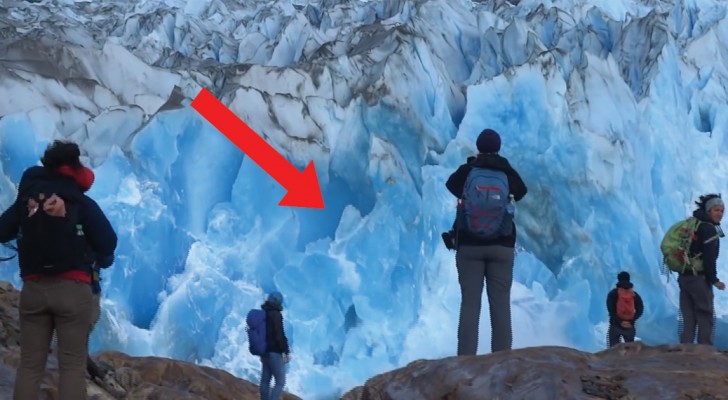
[2,0,728,398]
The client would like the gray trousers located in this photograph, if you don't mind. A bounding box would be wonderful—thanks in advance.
[678,274,715,345]
[456,245,514,355]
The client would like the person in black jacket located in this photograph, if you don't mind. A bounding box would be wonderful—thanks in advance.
[259,291,290,400]
[445,128,527,355]
[678,194,725,346]
[606,271,644,347]
[0,140,117,400]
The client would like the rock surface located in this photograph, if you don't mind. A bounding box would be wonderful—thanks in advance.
[0,281,300,400]
[6,275,728,400]
[342,342,728,400]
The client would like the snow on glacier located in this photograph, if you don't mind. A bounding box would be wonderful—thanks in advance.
[3,0,728,398]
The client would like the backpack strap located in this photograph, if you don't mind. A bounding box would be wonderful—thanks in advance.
[703,222,722,244]
[684,218,720,275]
[0,243,17,262]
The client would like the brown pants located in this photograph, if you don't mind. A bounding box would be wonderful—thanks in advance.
[49,293,102,377]
[13,278,93,400]
[90,293,100,330]
[86,294,104,380]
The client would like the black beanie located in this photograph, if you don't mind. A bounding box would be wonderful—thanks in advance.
[476,129,501,153]
[617,271,630,282]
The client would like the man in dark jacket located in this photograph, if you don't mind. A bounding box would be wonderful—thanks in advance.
[259,291,290,400]
[445,128,527,355]
[679,194,725,346]
[606,271,644,347]
[0,140,117,400]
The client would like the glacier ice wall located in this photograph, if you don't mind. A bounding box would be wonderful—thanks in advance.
[3,0,728,398]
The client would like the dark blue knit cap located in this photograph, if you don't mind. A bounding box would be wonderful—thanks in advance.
[476,129,501,153]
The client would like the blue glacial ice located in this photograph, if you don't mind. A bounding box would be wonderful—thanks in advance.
[2,0,728,398]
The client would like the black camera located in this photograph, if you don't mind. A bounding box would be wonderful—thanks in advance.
[441,230,456,250]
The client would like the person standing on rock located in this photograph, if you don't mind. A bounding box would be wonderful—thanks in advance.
[44,162,126,397]
[677,194,726,346]
[445,128,528,355]
[606,271,644,347]
[0,140,118,400]
[258,291,291,400]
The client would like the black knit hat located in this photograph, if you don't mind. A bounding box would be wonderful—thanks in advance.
[617,271,630,282]
[476,129,501,153]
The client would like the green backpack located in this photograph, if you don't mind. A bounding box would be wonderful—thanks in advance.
[660,217,704,274]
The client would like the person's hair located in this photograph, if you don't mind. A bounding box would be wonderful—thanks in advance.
[40,140,82,170]
[695,193,722,212]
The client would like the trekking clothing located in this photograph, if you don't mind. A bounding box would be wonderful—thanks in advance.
[259,352,286,400]
[258,296,290,400]
[678,208,721,345]
[686,209,721,285]
[476,129,501,153]
[446,154,527,247]
[13,278,93,400]
[49,293,104,381]
[0,166,117,280]
[446,147,526,357]
[678,274,716,345]
[455,244,514,355]
[58,164,95,192]
[87,293,104,379]
[606,282,644,326]
[607,324,636,347]
[262,301,290,355]
[0,163,117,400]
[606,275,643,347]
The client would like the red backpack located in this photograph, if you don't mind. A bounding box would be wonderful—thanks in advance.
[616,288,636,321]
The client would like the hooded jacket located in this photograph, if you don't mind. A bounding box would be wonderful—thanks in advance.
[262,300,290,355]
[445,153,528,247]
[689,208,722,285]
[0,166,117,281]
[606,281,644,325]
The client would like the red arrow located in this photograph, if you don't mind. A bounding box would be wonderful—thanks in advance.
[190,88,325,209]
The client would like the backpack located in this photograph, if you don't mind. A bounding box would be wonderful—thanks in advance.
[660,217,706,274]
[16,180,93,276]
[457,168,513,240]
[246,309,267,356]
[616,288,636,321]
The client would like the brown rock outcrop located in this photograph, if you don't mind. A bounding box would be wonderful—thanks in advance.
[342,343,728,400]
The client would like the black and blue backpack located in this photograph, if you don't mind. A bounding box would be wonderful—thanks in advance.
[457,167,513,240]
